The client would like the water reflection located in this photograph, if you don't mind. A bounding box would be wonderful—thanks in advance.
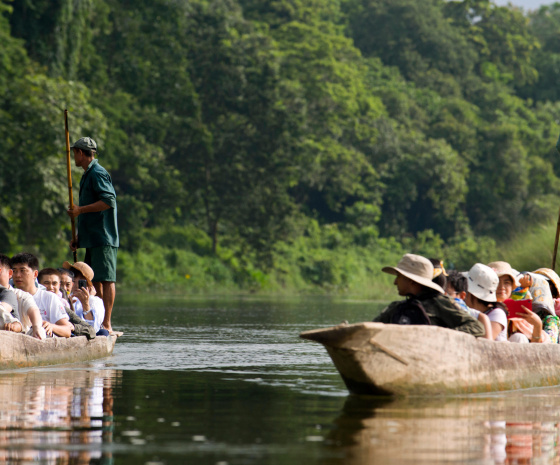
[0,369,119,464]
[323,390,560,465]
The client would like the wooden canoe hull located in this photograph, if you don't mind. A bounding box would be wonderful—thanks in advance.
[0,332,117,370]
[300,322,560,396]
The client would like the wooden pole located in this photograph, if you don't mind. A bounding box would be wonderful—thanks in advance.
[552,206,560,271]
[65,110,78,263]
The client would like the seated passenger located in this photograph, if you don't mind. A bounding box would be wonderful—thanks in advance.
[10,253,73,338]
[374,254,485,337]
[508,302,554,343]
[532,268,560,341]
[465,263,508,341]
[508,270,560,343]
[0,283,22,333]
[533,268,560,314]
[38,266,96,339]
[488,261,517,303]
[511,273,533,301]
[429,258,447,290]
[63,261,109,336]
[38,268,70,309]
[445,270,493,340]
[0,254,45,339]
[58,267,74,299]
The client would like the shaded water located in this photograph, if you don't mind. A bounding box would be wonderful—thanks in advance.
[2,296,560,464]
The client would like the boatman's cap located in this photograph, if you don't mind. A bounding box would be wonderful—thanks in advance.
[467,263,498,302]
[71,137,97,151]
[382,254,445,294]
[62,261,94,287]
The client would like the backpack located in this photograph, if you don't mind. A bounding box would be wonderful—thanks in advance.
[391,298,432,326]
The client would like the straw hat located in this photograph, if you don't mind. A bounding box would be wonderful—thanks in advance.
[62,261,94,287]
[487,261,518,287]
[533,268,560,297]
[430,259,448,279]
[467,263,499,302]
[382,254,444,294]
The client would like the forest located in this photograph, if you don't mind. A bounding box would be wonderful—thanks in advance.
[1,0,560,295]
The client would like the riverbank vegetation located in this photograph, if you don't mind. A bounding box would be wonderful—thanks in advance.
[1,0,560,295]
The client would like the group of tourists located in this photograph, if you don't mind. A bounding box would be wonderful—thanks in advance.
[0,136,119,340]
[376,253,560,343]
[0,253,108,340]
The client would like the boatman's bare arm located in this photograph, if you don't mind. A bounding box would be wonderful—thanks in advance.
[67,200,111,218]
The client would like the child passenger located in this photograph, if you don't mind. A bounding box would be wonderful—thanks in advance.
[465,264,508,341]
[445,270,493,340]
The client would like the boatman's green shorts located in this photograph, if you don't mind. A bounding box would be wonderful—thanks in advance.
[85,246,118,282]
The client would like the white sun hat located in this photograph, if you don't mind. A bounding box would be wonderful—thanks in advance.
[467,263,499,302]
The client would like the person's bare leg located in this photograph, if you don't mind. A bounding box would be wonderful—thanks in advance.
[101,281,115,331]
[93,282,103,299]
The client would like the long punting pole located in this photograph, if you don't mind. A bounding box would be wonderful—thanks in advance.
[65,110,78,263]
[553,206,560,271]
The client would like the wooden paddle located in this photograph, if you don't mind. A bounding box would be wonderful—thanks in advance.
[553,206,560,271]
[64,110,78,263]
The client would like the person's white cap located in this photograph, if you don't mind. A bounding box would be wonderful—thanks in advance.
[467,263,499,302]
[382,253,444,294]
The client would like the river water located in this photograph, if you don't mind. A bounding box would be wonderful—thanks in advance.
[2,295,560,464]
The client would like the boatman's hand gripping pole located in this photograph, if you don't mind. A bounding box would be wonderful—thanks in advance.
[65,110,78,263]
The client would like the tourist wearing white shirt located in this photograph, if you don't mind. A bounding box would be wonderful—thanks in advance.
[11,253,73,338]
[0,254,46,339]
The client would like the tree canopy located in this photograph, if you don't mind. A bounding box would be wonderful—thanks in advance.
[2,0,560,285]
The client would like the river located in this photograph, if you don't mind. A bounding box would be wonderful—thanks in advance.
[2,295,560,464]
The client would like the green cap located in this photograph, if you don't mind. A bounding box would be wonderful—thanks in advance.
[71,137,97,151]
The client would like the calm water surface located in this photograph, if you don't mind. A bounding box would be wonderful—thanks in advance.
[2,296,560,464]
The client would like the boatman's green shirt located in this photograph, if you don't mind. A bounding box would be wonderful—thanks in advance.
[374,290,485,337]
[78,159,119,249]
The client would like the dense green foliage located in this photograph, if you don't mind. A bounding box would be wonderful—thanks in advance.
[2,0,560,293]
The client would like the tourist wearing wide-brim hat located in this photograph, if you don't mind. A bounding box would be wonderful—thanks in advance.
[487,261,517,303]
[374,254,485,337]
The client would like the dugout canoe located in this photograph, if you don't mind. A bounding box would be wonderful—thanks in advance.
[300,322,560,396]
[0,332,117,370]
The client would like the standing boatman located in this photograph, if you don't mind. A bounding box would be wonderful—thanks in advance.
[67,137,118,334]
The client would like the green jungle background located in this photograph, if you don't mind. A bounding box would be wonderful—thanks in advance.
[2,0,560,296]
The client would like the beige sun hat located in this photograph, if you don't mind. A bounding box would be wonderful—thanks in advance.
[467,263,499,302]
[487,261,518,287]
[62,261,94,287]
[382,254,444,294]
